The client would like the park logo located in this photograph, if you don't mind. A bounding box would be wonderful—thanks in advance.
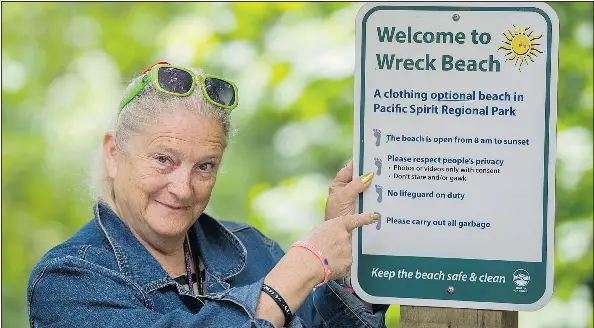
[512,269,531,293]
[498,25,543,71]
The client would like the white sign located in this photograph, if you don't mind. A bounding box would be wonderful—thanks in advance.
[351,2,558,311]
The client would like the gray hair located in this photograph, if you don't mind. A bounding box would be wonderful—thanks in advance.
[89,66,234,203]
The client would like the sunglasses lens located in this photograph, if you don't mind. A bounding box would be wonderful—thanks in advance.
[157,67,193,94]
[204,77,236,107]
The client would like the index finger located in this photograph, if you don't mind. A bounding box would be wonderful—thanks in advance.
[341,213,379,231]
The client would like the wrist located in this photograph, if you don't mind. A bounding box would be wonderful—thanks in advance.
[286,247,325,287]
[261,283,293,325]
[289,241,331,287]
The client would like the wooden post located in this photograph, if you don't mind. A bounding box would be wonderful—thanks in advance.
[400,306,518,328]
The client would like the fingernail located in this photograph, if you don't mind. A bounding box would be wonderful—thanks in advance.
[360,172,374,184]
[370,213,379,221]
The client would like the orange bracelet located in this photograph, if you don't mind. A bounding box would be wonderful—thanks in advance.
[290,241,331,288]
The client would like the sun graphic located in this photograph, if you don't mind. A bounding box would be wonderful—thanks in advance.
[498,25,543,71]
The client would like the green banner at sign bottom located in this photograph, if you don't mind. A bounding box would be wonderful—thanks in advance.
[358,255,546,304]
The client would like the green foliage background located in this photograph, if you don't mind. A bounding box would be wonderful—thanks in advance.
[2,2,592,327]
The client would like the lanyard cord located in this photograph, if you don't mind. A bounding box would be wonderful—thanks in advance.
[182,233,213,313]
[184,232,208,300]
[184,236,197,295]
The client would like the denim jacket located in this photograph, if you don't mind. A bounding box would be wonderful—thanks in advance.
[27,202,389,328]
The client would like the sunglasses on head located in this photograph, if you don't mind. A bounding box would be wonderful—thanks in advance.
[119,61,238,112]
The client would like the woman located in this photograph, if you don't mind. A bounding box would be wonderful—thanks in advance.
[27,62,388,328]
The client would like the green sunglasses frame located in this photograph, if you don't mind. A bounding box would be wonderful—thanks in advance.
[119,63,239,112]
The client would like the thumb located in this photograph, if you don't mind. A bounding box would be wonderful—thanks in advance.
[339,171,375,200]
[341,213,379,232]
[331,160,354,186]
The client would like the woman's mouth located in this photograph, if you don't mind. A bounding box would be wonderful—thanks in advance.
[154,200,190,211]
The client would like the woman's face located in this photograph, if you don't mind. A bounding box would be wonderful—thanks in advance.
[107,110,226,242]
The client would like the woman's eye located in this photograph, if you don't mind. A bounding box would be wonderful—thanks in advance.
[198,163,214,171]
[156,155,171,165]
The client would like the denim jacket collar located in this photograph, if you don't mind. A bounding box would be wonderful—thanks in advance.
[94,201,247,292]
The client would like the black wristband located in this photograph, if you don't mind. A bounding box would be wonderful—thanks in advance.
[261,283,293,325]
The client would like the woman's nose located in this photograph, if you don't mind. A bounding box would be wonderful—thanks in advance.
[167,169,193,200]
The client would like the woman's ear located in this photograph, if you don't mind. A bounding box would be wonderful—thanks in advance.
[103,131,118,179]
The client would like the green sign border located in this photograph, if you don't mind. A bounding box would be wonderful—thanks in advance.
[357,5,552,305]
